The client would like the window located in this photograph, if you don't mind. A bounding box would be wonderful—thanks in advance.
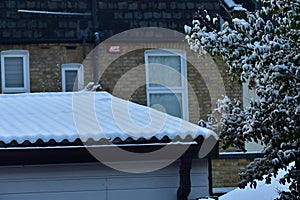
[1,50,30,93]
[145,49,189,120]
[61,63,84,92]
[243,81,264,152]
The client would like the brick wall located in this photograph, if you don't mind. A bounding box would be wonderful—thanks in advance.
[95,47,213,123]
[212,158,248,188]
[82,40,242,124]
[0,43,93,92]
[212,158,253,188]
[0,0,220,43]
[97,0,220,40]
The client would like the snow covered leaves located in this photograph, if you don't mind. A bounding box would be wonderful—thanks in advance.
[185,0,299,199]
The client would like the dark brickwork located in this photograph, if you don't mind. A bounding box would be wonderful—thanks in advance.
[0,0,92,43]
[0,0,219,43]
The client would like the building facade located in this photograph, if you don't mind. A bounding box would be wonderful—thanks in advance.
[0,0,261,196]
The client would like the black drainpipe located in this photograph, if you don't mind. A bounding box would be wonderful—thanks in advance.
[208,158,213,196]
[92,0,99,83]
[83,35,87,59]
[93,32,100,83]
[92,0,98,31]
[177,151,193,200]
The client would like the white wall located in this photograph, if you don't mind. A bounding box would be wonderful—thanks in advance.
[242,82,264,152]
[0,159,209,200]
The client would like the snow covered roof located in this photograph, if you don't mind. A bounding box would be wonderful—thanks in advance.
[0,92,217,147]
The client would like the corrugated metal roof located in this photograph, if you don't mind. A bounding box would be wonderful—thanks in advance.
[0,92,217,146]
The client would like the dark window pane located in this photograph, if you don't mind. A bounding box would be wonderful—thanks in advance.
[4,57,24,88]
[65,70,78,92]
[150,93,182,118]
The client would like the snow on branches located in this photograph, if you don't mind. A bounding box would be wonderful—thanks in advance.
[186,0,299,199]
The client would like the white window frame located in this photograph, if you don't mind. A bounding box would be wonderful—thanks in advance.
[61,63,84,92]
[1,50,30,93]
[145,49,189,120]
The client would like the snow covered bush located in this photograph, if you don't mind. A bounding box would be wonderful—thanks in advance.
[185,0,299,199]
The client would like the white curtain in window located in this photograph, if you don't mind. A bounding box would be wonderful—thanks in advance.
[148,56,181,87]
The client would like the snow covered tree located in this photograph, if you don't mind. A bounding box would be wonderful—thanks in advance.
[185,0,299,199]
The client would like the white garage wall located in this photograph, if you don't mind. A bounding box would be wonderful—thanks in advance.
[0,159,209,200]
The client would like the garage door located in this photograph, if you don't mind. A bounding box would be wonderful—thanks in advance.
[0,159,209,200]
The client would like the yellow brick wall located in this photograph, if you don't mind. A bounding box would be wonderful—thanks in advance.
[83,41,242,124]
[212,158,252,188]
[0,43,93,92]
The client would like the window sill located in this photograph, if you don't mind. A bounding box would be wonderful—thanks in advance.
[218,151,263,159]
